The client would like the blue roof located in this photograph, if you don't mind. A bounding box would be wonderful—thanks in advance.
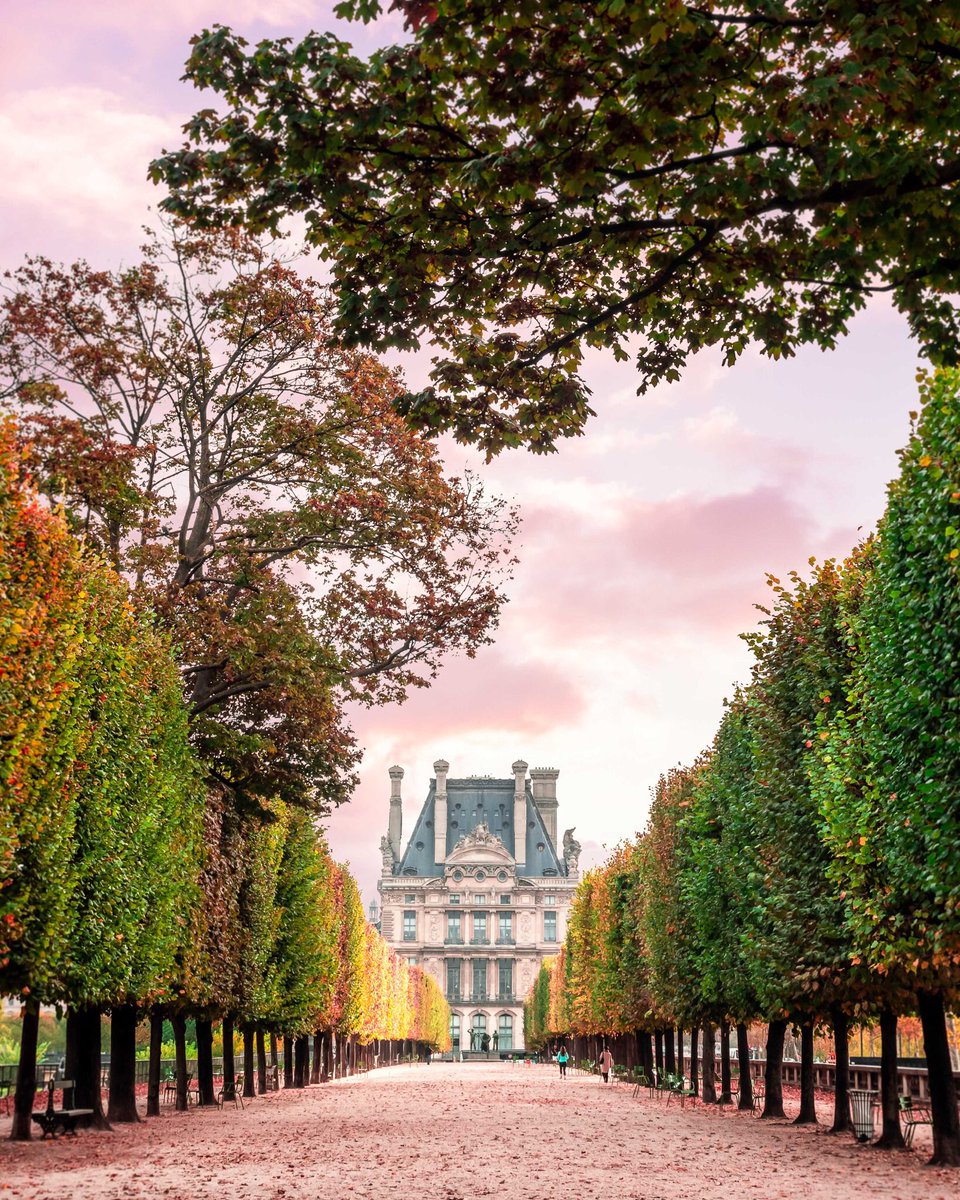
[396,777,565,878]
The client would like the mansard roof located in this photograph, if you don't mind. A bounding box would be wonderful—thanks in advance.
[395,776,565,878]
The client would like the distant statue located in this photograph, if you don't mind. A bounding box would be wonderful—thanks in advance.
[469,1028,478,1051]
[481,1033,490,1052]
[379,835,394,871]
[492,1031,499,1051]
[562,827,581,872]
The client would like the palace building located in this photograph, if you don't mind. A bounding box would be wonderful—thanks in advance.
[377,758,581,1054]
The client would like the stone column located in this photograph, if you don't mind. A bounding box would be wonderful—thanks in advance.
[530,767,560,846]
[388,765,404,860]
[512,760,528,866]
[434,759,449,865]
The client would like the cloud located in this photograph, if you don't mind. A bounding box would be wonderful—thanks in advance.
[0,88,178,252]
[510,484,858,650]
[27,0,330,34]
[347,647,586,745]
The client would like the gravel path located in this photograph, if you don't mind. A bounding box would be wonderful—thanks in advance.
[1,1061,956,1200]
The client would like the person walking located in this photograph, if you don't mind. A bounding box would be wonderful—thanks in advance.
[557,1044,569,1078]
[599,1046,614,1084]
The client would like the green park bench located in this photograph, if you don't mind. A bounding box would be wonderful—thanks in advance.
[900,1096,933,1147]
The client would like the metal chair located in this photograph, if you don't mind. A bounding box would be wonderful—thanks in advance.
[217,1071,245,1110]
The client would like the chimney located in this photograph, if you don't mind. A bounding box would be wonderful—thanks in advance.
[530,767,559,846]
[388,765,404,860]
[433,758,449,865]
[512,759,528,866]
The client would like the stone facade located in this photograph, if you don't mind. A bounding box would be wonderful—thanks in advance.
[377,759,580,1053]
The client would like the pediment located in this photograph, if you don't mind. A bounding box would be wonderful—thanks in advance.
[445,821,513,866]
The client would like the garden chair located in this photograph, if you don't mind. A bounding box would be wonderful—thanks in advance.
[217,1072,245,1110]
[630,1067,651,1098]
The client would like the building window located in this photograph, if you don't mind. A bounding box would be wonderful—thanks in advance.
[450,1012,461,1052]
[470,1012,487,1049]
[498,959,513,1000]
[498,912,513,943]
[543,894,556,906]
[473,894,485,904]
[472,959,487,1000]
[446,959,461,1001]
[449,893,461,904]
[405,894,416,903]
[498,1013,513,1051]
[472,912,487,943]
[499,894,511,905]
[403,911,416,941]
[544,911,557,942]
[406,955,418,966]
[446,912,462,942]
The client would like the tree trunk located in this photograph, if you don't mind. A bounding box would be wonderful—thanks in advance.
[242,1024,256,1098]
[654,1029,664,1077]
[323,1032,333,1082]
[828,1006,852,1133]
[918,989,960,1166]
[664,1028,676,1074]
[762,1019,787,1119]
[222,1016,236,1104]
[67,1005,109,1129]
[256,1028,267,1094]
[283,1037,294,1089]
[719,1021,732,1103]
[147,1008,163,1118]
[196,1018,215,1106]
[736,1022,753,1110]
[294,1036,309,1087]
[270,1032,279,1089]
[311,1031,322,1084]
[11,997,40,1141]
[794,1021,817,1125]
[108,1002,141,1123]
[701,1023,717,1103]
[874,1007,905,1148]
[676,1027,684,1076]
[171,1012,189,1112]
[689,1027,699,1096]
[637,1030,653,1079]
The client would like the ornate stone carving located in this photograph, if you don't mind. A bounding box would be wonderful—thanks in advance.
[562,827,581,873]
[380,835,394,872]
[451,821,505,854]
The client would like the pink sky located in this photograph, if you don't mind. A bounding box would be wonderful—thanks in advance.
[2,2,921,906]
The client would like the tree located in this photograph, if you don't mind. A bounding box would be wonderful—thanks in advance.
[813,368,960,1165]
[734,559,866,1122]
[1,226,518,813]
[152,2,960,455]
[0,420,205,1135]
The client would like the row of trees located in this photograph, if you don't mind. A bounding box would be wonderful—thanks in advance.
[0,221,492,1141]
[0,380,451,1137]
[526,368,960,1167]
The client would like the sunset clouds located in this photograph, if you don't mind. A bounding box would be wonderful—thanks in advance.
[3,1,923,902]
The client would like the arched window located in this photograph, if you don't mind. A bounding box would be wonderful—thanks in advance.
[450,1013,461,1052]
[498,1013,513,1051]
[469,1012,488,1051]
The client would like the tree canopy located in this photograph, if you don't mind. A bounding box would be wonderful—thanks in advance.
[152,1,960,454]
[0,226,518,813]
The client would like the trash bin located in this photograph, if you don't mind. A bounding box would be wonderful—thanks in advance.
[849,1089,878,1142]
